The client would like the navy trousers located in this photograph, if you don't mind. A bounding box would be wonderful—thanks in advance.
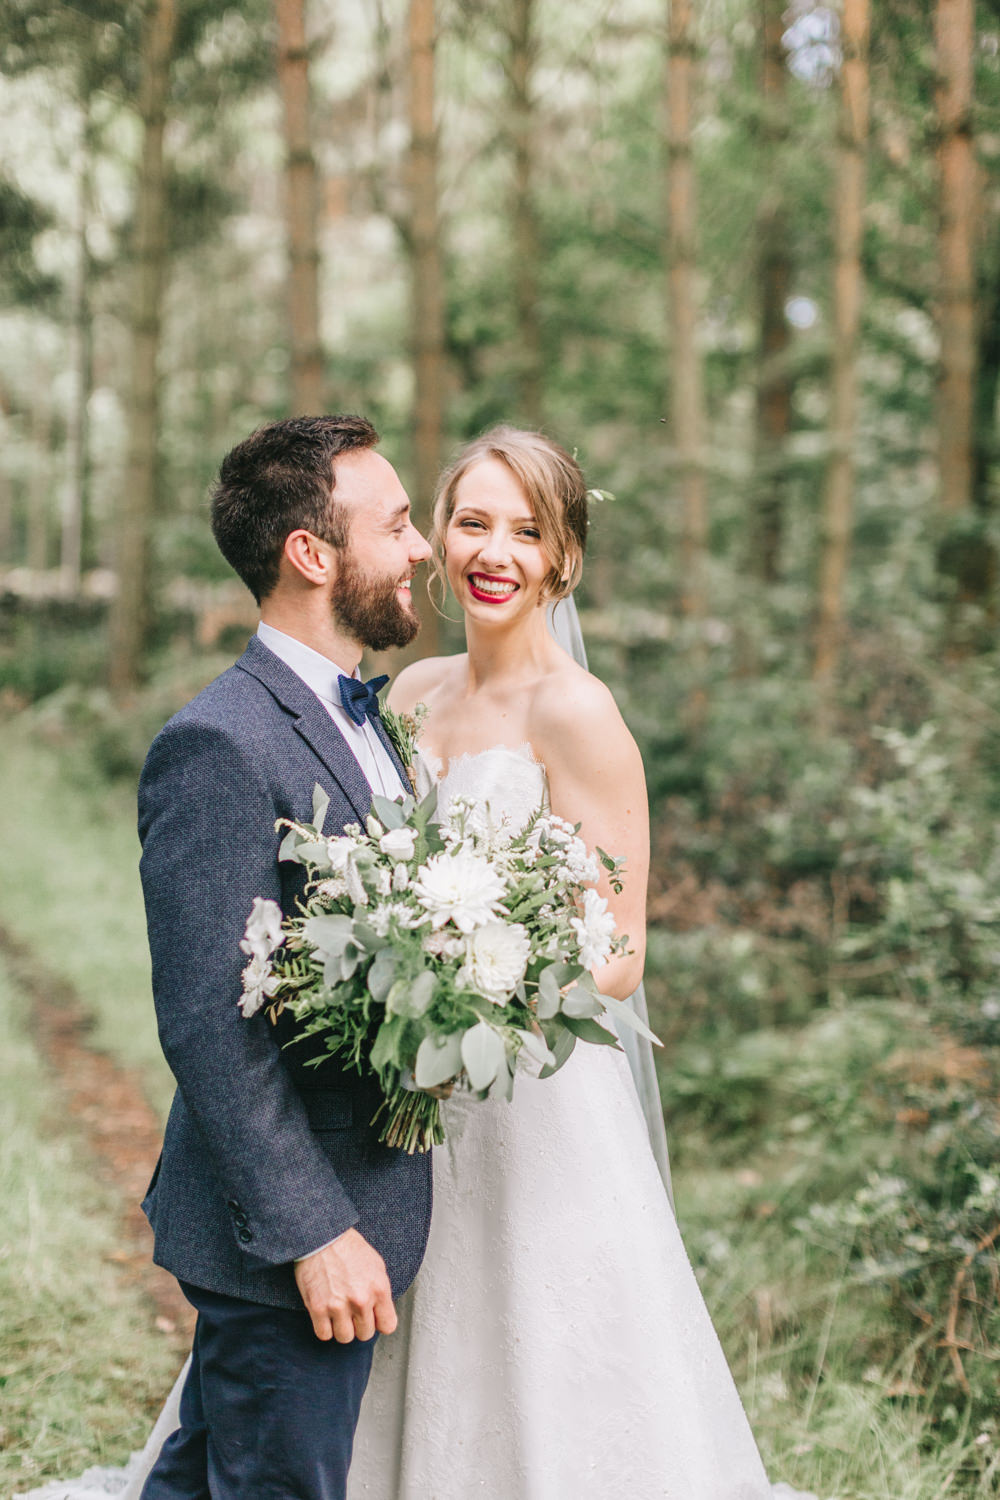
[139,1282,376,1500]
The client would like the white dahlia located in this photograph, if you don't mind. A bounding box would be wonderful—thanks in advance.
[460,921,531,1003]
[570,887,617,969]
[411,848,507,932]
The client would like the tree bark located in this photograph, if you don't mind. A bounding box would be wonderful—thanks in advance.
[813,0,870,696]
[275,0,325,416]
[108,0,177,695]
[507,0,542,426]
[749,0,792,584]
[27,396,52,573]
[665,0,708,709]
[935,0,976,514]
[407,0,443,653]
[62,105,94,596]
[973,227,1000,511]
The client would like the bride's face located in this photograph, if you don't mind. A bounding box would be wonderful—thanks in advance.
[444,458,553,622]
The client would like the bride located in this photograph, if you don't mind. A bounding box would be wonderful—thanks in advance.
[22,427,800,1500]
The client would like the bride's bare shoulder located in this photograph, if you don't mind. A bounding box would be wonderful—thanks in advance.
[387,653,466,713]
[532,660,642,775]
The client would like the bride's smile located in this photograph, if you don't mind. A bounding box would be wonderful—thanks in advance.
[444,455,551,619]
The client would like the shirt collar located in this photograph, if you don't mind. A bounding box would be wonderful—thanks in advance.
[256,622,359,706]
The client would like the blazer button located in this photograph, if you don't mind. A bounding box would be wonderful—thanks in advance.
[233,1212,248,1228]
[227,1199,241,1212]
[238,1228,253,1243]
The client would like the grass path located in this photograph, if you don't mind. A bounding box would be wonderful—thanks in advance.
[0,950,183,1495]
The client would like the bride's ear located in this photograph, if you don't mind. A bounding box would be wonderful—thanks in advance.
[281,529,336,588]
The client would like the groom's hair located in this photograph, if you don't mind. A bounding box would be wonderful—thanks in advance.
[210,414,379,603]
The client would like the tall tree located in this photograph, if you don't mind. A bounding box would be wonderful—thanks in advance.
[109,0,178,695]
[665,0,708,711]
[749,0,793,583]
[813,0,870,696]
[407,0,443,652]
[506,0,542,426]
[61,99,95,594]
[275,0,324,416]
[935,0,976,514]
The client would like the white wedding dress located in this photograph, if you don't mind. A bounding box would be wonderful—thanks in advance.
[20,747,813,1500]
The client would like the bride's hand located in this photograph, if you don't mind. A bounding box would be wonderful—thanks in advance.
[294,1227,398,1343]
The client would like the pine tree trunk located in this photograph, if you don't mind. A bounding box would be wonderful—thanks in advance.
[275,0,324,416]
[936,0,976,514]
[508,0,542,426]
[749,0,792,584]
[973,229,1000,511]
[62,111,94,596]
[813,0,869,696]
[407,0,442,653]
[665,0,708,703]
[109,0,176,695]
[27,397,52,573]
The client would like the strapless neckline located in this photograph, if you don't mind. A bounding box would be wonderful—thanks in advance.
[415,741,544,783]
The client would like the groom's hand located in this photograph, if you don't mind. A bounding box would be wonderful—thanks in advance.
[294,1228,398,1344]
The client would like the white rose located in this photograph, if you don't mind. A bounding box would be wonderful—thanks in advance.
[238,952,281,1017]
[569,888,617,969]
[240,897,284,962]
[326,835,361,874]
[461,921,531,1003]
[411,848,507,933]
[379,827,417,862]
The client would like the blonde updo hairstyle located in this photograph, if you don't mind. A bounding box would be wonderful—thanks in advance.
[431,426,589,606]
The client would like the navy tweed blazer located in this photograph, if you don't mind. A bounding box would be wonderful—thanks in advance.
[137,635,432,1310]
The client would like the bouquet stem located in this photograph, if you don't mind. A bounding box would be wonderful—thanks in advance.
[374,1088,445,1154]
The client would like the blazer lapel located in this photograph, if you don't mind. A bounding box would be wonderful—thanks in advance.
[369,710,412,794]
[235,636,374,826]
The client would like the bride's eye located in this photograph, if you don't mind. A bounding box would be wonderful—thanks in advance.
[520,528,541,540]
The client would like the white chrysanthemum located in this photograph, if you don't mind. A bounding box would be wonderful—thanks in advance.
[240,897,284,962]
[559,836,601,885]
[460,921,531,1003]
[570,887,617,969]
[238,952,281,1018]
[411,848,507,932]
[379,826,417,862]
[370,900,423,937]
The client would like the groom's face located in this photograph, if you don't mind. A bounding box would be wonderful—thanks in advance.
[326,449,432,652]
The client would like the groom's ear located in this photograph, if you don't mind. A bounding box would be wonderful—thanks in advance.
[282,529,338,589]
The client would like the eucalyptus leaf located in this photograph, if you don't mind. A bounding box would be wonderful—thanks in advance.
[516,1028,556,1070]
[302,913,354,957]
[370,1016,404,1073]
[372,794,410,829]
[562,1014,621,1048]
[600,993,663,1046]
[461,1021,506,1091]
[312,783,330,832]
[560,985,603,1019]
[539,1019,577,1078]
[367,946,399,1003]
[278,827,304,863]
[408,969,437,1016]
[414,1030,464,1088]
[491,1057,516,1102]
[536,965,562,1019]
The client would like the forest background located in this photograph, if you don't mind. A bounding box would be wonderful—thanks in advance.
[1,0,999,1496]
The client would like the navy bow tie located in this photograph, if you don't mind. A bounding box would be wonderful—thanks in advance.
[338,672,389,726]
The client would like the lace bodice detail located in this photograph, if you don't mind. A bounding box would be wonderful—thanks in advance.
[414,743,548,834]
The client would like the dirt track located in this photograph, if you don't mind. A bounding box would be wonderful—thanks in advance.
[3,923,195,1344]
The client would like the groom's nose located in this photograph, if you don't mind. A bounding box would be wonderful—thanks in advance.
[408,524,433,564]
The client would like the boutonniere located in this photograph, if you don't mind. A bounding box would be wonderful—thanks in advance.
[379,700,428,794]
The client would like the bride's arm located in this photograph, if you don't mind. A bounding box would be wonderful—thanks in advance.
[535,675,649,1001]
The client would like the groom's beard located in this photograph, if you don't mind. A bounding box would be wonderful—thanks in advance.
[332,551,421,653]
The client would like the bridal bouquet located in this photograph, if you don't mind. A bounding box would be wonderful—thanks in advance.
[239,784,659,1152]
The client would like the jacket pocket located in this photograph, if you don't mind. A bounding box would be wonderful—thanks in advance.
[300,1088,354,1131]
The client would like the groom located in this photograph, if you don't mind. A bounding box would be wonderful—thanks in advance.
[137,415,433,1499]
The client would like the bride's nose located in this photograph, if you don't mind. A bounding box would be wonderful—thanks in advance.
[476,528,513,569]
